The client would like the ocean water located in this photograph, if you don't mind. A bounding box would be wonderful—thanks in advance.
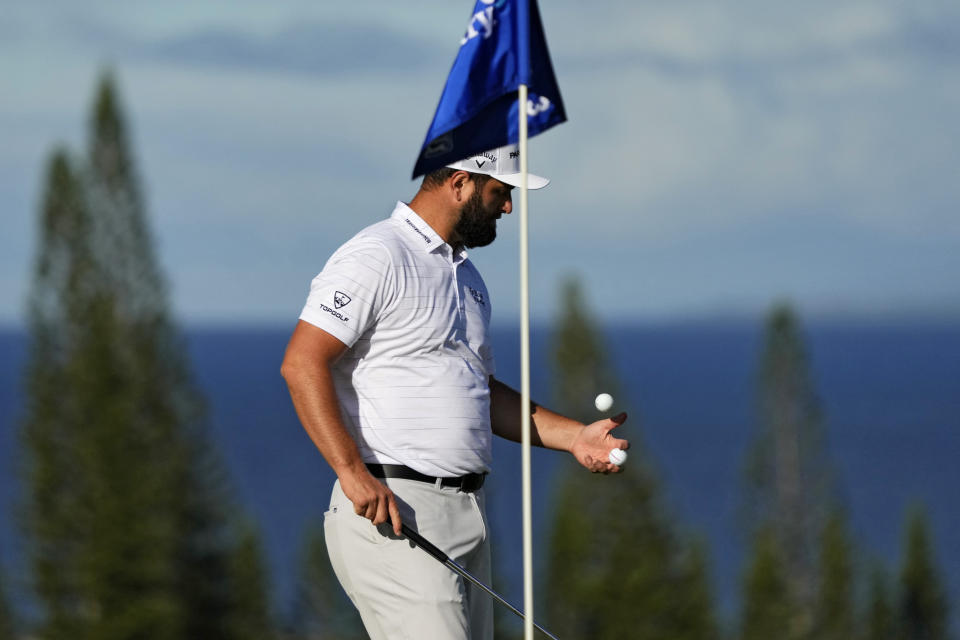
[1,321,958,624]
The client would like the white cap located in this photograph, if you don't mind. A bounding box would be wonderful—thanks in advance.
[446,143,550,190]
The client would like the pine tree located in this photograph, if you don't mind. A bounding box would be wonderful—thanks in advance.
[290,521,365,640]
[898,507,950,640]
[550,277,623,423]
[813,511,855,640]
[862,564,895,640]
[0,561,15,640]
[490,542,522,640]
[543,275,718,640]
[21,70,272,640]
[227,521,275,640]
[673,538,720,640]
[175,439,261,640]
[21,149,96,638]
[740,528,795,640]
[742,303,836,636]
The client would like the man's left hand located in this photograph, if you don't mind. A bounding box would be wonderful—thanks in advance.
[570,412,630,474]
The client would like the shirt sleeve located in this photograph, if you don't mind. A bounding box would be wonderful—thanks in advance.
[299,239,393,347]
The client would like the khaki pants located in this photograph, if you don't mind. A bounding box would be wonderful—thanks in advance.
[324,477,493,640]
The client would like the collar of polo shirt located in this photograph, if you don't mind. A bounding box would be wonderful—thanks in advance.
[393,202,468,262]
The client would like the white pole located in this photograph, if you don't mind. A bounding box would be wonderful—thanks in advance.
[518,82,534,640]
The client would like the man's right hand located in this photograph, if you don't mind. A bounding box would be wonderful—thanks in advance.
[339,464,403,536]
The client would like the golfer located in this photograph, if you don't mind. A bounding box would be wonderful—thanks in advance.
[281,143,629,640]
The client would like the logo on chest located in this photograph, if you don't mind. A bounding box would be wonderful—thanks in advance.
[467,287,485,307]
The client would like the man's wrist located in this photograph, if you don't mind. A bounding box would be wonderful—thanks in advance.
[334,456,369,479]
[563,422,587,454]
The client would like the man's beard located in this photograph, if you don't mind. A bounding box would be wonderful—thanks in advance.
[453,189,499,249]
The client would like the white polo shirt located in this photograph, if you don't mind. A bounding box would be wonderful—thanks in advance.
[299,202,496,477]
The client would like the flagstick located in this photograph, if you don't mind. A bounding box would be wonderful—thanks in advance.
[518,82,534,640]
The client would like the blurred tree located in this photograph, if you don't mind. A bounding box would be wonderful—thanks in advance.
[226,521,275,640]
[289,521,365,640]
[898,507,950,640]
[490,541,522,640]
[672,537,719,640]
[742,303,836,636]
[544,276,718,640]
[173,439,276,640]
[21,70,272,639]
[813,511,855,640]
[0,561,14,640]
[740,527,795,640]
[20,149,97,639]
[550,277,623,422]
[861,564,895,640]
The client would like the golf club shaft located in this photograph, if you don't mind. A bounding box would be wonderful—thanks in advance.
[400,523,559,640]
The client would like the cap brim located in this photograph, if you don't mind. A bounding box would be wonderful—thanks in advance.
[492,172,550,190]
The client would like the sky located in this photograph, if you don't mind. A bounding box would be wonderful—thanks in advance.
[2,0,959,326]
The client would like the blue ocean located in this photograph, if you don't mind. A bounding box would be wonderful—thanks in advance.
[1,321,958,623]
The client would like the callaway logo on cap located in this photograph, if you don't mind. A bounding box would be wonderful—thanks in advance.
[446,143,550,190]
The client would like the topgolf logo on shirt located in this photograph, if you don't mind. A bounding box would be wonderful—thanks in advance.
[460,0,507,46]
[318,303,349,323]
[315,291,352,323]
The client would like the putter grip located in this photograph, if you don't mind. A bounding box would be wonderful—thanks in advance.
[401,524,450,564]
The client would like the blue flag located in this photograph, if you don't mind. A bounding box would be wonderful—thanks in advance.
[412,0,566,179]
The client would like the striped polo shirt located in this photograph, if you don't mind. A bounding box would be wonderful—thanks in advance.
[299,202,496,477]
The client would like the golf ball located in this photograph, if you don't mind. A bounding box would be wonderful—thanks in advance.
[594,393,614,412]
[608,448,627,466]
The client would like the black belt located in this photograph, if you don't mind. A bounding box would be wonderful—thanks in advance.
[366,463,486,493]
